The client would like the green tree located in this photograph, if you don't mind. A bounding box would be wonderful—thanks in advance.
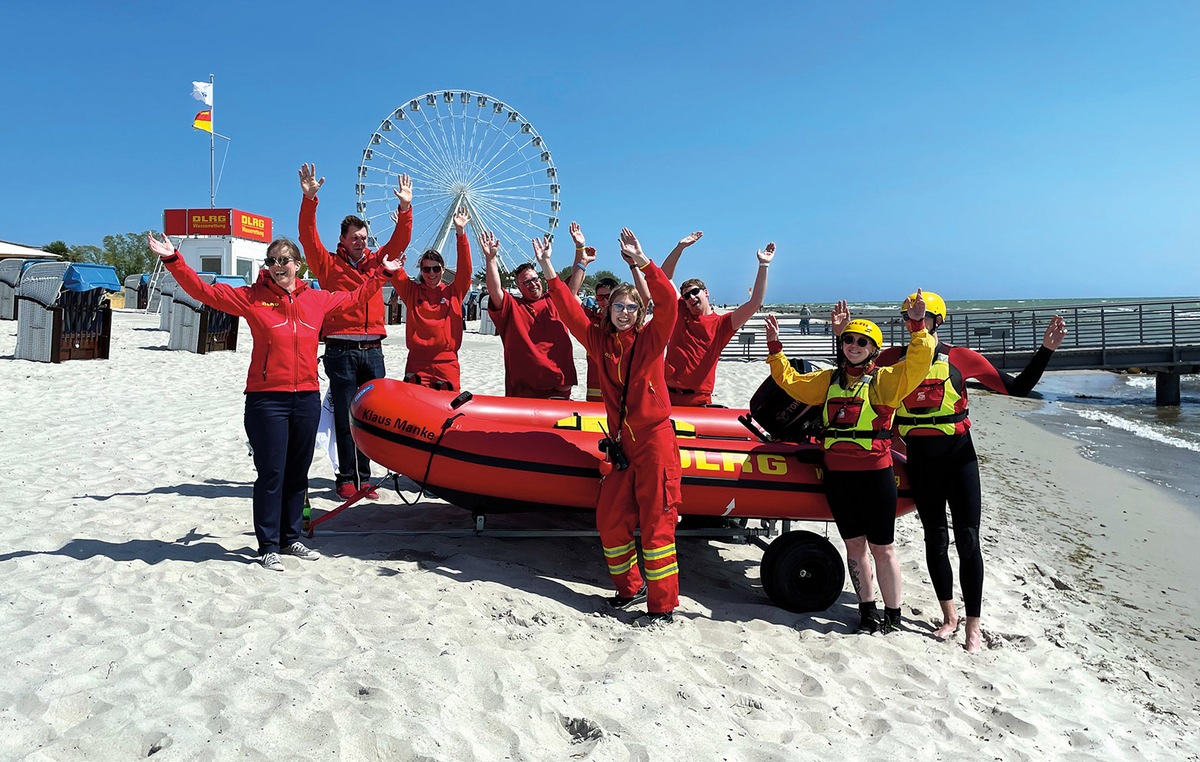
[100,231,155,282]
[474,265,515,289]
[42,240,71,260]
[70,245,103,264]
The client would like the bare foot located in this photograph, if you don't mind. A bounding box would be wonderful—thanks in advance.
[964,617,983,653]
[933,617,960,640]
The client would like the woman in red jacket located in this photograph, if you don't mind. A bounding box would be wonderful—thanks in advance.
[148,233,400,572]
[536,228,685,626]
[391,205,473,390]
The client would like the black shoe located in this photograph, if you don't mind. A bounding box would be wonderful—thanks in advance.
[856,610,883,634]
[633,611,674,628]
[607,585,648,611]
[880,609,903,635]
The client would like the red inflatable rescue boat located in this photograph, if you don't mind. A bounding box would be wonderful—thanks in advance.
[350,379,915,521]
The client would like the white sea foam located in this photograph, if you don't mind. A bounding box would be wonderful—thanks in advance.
[1075,408,1200,453]
[1123,374,1156,389]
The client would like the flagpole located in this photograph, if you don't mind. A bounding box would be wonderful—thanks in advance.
[209,73,215,208]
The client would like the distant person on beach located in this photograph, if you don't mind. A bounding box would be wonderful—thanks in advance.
[147,234,401,572]
[765,294,934,635]
[483,233,577,399]
[800,304,812,335]
[871,292,1068,653]
[390,205,473,391]
[536,228,682,626]
[567,221,650,402]
[660,231,775,406]
[298,163,412,501]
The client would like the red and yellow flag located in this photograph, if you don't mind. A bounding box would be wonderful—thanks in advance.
[193,110,213,133]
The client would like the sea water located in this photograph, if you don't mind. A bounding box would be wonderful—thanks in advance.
[1025,372,1200,504]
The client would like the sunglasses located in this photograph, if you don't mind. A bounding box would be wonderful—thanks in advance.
[264,256,294,267]
[841,335,872,348]
[611,303,639,313]
[682,287,704,299]
[421,265,443,274]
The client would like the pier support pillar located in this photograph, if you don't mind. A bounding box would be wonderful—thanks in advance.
[1155,372,1181,406]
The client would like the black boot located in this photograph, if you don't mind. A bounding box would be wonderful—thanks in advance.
[607,584,648,610]
[856,602,882,634]
[880,607,903,634]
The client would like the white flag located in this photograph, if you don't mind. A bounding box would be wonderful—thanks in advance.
[191,81,213,106]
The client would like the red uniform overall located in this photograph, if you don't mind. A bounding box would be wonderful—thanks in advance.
[390,232,472,389]
[548,263,681,614]
[665,307,736,406]
[489,291,577,398]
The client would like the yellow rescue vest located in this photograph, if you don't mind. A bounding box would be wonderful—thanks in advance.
[894,352,968,436]
[821,371,893,451]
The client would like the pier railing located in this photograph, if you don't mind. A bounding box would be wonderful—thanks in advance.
[726,298,1200,376]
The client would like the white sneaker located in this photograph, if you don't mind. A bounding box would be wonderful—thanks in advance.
[282,542,321,561]
[261,552,284,572]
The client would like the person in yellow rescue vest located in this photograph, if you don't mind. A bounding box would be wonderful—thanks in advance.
[764,292,934,635]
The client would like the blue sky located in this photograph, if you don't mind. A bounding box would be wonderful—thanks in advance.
[1,1,1196,302]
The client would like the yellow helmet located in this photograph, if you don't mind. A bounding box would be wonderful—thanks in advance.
[904,291,946,322]
[843,319,882,348]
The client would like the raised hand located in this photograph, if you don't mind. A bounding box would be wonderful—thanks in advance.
[569,221,586,247]
[1042,314,1067,350]
[831,299,850,335]
[577,245,597,268]
[147,233,175,260]
[757,242,776,266]
[618,228,647,267]
[298,163,325,199]
[480,230,500,262]
[678,231,703,248]
[381,256,404,276]
[903,288,927,323]
[453,205,471,233]
[532,235,553,273]
[765,314,780,344]
[393,173,413,209]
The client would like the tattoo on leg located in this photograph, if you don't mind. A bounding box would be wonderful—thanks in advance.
[847,559,863,598]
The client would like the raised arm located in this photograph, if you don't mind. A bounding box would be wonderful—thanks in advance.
[451,205,473,298]
[566,222,594,296]
[618,228,675,352]
[873,291,935,406]
[952,315,1067,397]
[481,230,505,310]
[535,234,592,345]
[377,173,413,261]
[628,258,651,304]
[297,162,332,281]
[148,233,251,316]
[730,242,775,330]
[323,257,400,314]
[660,230,703,281]
[764,314,831,405]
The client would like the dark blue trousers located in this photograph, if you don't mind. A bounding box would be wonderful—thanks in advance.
[322,343,386,487]
[244,391,320,554]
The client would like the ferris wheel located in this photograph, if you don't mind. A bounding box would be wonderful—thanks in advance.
[356,90,560,274]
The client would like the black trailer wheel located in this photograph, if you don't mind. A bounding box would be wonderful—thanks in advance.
[760,530,845,612]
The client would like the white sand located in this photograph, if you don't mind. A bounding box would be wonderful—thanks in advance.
[0,311,1197,760]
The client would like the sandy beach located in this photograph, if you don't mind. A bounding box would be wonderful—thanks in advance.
[1,310,1197,760]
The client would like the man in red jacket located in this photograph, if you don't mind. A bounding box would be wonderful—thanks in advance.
[661,232,775,406]
[298,163,413,500]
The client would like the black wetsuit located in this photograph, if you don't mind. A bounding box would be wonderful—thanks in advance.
[878,343,1053,617]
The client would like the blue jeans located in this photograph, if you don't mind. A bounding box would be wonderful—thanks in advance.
[244,391,321,554]
[322,342,386,487]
